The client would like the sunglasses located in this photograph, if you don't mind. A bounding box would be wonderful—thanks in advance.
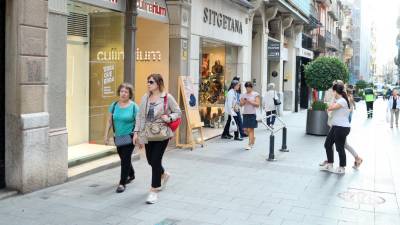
[147,80,155,85]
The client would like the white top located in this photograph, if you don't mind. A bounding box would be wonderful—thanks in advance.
[331,97,350,127]
[241,91,260,114]
[263,90,278,112]
[225,89,238,116]
[388,96,400,110]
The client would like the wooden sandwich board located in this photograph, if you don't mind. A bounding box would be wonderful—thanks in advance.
[176,76,205,150]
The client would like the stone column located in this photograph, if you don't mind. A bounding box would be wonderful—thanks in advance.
[5,0,50,193]
[47,0,68,187]
[166,0,191,144]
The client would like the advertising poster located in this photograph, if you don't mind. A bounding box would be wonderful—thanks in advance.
[103,65,116,97]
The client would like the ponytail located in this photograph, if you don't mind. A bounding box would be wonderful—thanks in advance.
[340,91,351,109]
[333,83,350,109]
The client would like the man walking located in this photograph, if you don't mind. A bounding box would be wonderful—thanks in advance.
[364,88,375,118]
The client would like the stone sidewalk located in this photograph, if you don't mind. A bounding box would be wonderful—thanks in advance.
[0,99,399,225]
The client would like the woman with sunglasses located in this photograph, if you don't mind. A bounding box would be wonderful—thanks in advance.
[133,74,181,204]
[240,82,260,150]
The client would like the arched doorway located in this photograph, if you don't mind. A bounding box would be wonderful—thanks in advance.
[0,0,5,189]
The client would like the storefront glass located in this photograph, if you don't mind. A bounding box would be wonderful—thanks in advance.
[67,1,124,149]
[199,39,238,129]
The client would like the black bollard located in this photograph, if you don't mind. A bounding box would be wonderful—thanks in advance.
[280,127,289,152]
[267,134,276,161]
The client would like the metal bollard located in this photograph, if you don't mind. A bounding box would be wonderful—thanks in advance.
[267,134,276,161]
[279,127,289,152]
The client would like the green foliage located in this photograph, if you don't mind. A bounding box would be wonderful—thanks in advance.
[355,80,368,90]
[311,101,328,111]
[368,82,374,88]
[304,57,349,91]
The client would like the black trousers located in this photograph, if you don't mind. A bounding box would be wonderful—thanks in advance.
[145,139,169,188]
[236,112,246,137]
[324,126,350,167]
[222,115,240,138]
[117,144,135,185]
[366,101,374,117]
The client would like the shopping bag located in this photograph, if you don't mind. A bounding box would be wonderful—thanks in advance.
[229,117,238,133]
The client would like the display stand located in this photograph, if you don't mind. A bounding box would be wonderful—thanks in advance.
[176,76,205,150]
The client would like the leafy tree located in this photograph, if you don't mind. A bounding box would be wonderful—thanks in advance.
[305,56,349,105]
[355,80,368,90]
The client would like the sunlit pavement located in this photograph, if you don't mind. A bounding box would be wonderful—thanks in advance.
[0,98,399,225]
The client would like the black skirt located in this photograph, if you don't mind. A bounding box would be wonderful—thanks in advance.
[242,114,257,128]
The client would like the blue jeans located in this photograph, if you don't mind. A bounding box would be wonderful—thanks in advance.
[236,111,246,137]
[266,110,277,126]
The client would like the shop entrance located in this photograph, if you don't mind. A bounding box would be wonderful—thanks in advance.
[0,0,5,189]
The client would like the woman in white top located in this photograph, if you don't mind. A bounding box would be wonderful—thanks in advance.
[263,83,278,126]
[387,89,400,128]
[320,83,351,174]
[240,82,260,150]
[222,80,242,140]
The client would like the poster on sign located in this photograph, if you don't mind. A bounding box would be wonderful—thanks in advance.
[103,65,116,97]
[181,76,198,109]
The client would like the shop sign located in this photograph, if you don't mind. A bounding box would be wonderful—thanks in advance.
[298,48,314,59]
[137,0,169,23]
[203,7,243,34]
[268,40,280,60]
[96,48,162,62]
[103,65,116,97]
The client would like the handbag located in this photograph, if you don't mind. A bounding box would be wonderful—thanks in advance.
[229,117,238,133]
[273,91,281,106]
[112,102,136,147]
[144,122,170,141]
[164,95,181,132]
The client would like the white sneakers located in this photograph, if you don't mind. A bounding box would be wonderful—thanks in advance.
[147,172,171,204]
[319,163,345,174]
[161,172,170,190]
[146,192,158,204]
[245,145,253,150]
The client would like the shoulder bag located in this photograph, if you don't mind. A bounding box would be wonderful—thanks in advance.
[273,91,281,106]
[112,102,136,147]
[164,95,181,132]
[143,96,170,142]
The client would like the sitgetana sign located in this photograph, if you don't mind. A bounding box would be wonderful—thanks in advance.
[203,7,243,34]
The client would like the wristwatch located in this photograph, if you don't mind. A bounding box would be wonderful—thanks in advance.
[169,116,173,122]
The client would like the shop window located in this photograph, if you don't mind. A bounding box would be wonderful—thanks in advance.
[199,39,238,129]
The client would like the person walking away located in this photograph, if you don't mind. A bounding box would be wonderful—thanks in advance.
[232,76,247,138]
[221,80,243,140]
[347,88,363,168]
[104,83,139,193]
[240,81,260,150]
[364,88,375,118]
[320,83,351,174]
[388,89,400,128]
[133,74,181,204]
[386,88,392,101]
[263,83,278,127]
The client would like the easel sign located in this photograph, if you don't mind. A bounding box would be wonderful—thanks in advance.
[176,76,205,150]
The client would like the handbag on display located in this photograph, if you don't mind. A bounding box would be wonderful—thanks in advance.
[273,91,281,106]
[164,95,181,132]
[112,102,136,147]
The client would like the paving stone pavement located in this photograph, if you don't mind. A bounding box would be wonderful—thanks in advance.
[0,99,400,225]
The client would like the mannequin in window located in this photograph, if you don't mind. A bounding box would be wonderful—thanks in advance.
[212,60,223,75]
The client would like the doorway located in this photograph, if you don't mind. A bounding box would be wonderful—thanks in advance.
[0,0,6,189]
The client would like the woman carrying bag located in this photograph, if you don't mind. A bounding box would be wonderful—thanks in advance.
[263,83,279,127]
[133,74,181,204]
[221,80,242,140]
[104,83,139,193]
[388,89,400,128]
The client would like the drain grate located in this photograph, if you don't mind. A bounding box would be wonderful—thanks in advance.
[338,190,386,205]
[155,218,180,225]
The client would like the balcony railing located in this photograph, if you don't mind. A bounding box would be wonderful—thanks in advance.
[302,33,313,50]
[312,33,326,52]
[325,30,340,51]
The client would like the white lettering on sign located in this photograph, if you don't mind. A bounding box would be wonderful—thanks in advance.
[96,48,162,62]
[137,0,167,17]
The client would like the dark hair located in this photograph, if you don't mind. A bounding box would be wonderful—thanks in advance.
[333,83,350,109]
[117,83,134,99]
[244,81,253,88]
[229,80,240,90]
[147,73,165,93]
[232,76,240,81]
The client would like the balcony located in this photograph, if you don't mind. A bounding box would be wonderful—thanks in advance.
[328,2,339,21]
[312,34,326,52]
[302,33,313,50]
[342,30,352,44]
[325,30,340,51]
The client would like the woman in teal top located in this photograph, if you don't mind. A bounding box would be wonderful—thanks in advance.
[104,83,139,193]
